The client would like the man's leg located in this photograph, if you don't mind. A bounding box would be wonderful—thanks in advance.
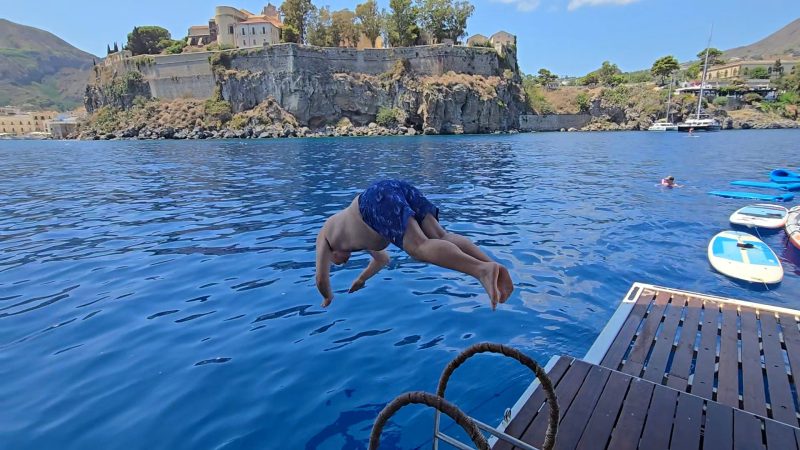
[420,214,493,263]
[403,218,504,305]
[419,214,513,302]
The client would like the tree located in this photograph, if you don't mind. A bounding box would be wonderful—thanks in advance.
[417,0,474,44]
[773,59,783,78]
[107,44,112,55]
[417,0,450,43]
[331,9,360,47]
[536,68,558,85]
[686,61,702,80]
[356,0,382,47]
[281,25,300,43]
[650,55,679,84]
[445,0,473,43]
[113,42,119,53]
[749,66,769,79]
[597,61,622,86]
[385,0,419,47]
[280,0,314,43]
[307,7,333,47]
[126,26,171,55]
[697,47,723,65]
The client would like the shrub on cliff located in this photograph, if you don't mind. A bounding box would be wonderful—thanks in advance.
[204,98,232,124]
[376,107,403,126]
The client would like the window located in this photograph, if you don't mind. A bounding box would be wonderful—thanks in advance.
[229,25,234,34]
[243,40,246,46]
[262,27,266,34]
[242,27,246,35]
[252,27,255,34]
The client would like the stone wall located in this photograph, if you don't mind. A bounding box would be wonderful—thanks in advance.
[227,43,505,77]
[519,114,593,131]
[140,52,216,99]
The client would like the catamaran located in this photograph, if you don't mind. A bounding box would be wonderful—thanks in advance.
[678,27,722,132]
[648,76,678,131]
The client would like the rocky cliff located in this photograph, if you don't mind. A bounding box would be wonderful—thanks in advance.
[81,44,527,138]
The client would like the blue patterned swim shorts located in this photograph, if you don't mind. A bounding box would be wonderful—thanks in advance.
[358,180,440,249]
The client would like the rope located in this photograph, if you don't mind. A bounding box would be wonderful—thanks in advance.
[368,391,489,450]
[436,342,559,450]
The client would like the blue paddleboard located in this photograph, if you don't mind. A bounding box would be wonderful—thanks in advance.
[731,180,800,191]
[709,191,795,202]
[770,168,800,184]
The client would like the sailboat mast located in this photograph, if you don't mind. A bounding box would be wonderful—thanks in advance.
[665,75,673,121]
[696,25,714,120]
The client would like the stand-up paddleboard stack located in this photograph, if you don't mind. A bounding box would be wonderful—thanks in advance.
[709,167,800,202]
[788,206,800,250]
[704,167,800,285]
[708,231,783,284]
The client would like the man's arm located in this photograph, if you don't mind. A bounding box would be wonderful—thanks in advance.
[315,226,334,307]
[349,250,389,293]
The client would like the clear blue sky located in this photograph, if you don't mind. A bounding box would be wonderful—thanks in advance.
[3,0,799,75]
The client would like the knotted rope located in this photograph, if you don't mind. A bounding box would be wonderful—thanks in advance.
[368,391,489,450]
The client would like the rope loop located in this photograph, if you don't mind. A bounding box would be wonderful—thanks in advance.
[368,391,489,450]
[436,342,559,450]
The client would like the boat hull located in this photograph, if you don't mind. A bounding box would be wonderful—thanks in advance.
[678,124,721,132]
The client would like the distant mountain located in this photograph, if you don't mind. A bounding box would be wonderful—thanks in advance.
[0,18,97,110]
[723,18,800,61]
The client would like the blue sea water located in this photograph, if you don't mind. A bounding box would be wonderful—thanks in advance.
[1,130,799,450]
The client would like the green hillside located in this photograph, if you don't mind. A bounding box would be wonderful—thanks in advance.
[0,19,97,110]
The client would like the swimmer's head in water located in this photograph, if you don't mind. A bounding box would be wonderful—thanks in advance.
[667,176,675,181]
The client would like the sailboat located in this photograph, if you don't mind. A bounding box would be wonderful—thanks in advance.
[648,76,678,131]
[678,27,722,132]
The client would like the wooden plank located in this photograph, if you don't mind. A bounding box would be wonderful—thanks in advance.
[740,308,768,417]
[691,300,721,399]
[667,296,703,391]
[495,356,572,450]
[734,408,765,450]
[760,312,797,426]
[517,359,592,448]
[553,365,611,450]
[716,305,740,409]
[642,294,687,384]
[638,384,678,450]
[601,290,656,370]
[574,371,631,450]
[704,400,734,450]
[669,393,704,450]
[622,291,671,377]
[778,313,800,422]
[606,378,654,450]
[764,419,799,450]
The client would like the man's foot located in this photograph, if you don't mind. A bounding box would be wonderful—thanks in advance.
[497,266,514,303]
[478,263,501,309]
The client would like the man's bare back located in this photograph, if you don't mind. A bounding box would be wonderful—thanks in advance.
[315,180,513,308]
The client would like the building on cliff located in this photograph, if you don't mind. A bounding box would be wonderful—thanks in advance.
[188,4,283,50]
[0,107,57,136]
[706,59,798,81]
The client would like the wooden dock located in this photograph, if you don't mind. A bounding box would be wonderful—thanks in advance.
[492,283,800,450]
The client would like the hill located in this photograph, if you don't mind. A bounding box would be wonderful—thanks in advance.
[0,19,97,110]
[723,18,800,60]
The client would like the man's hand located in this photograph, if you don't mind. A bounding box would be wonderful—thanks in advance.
[349,277,366,293]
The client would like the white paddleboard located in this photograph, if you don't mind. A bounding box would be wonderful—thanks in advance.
[729,204,789,229]
[708,231,783,284]
[787,206,800,250]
